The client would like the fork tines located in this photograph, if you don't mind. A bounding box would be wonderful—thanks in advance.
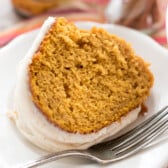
[92,106,168,159]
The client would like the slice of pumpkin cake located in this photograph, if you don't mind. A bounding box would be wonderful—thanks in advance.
[12,17,154,152]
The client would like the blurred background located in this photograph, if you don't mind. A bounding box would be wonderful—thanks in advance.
[0,0,168,47]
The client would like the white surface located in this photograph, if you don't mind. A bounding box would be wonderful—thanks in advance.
[0,22,168,168]
[0,0,22,31]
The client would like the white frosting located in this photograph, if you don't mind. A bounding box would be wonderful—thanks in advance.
[12,17,141,152]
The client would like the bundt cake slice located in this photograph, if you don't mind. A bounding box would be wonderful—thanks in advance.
[12,17,153,152]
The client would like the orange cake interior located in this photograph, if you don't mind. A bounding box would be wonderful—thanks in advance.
[29,18,154,134]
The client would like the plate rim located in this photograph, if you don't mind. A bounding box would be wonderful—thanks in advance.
[0,21,168,168]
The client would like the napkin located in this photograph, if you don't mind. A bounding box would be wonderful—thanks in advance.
[0,0,168,48]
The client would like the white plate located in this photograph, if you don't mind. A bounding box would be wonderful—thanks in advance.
[0,22,168,168]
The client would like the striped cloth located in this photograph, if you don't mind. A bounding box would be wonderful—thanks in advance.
[0,0,167,48]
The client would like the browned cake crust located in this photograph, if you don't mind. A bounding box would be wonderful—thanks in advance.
[12,0,70,16]
[29,18,154,134]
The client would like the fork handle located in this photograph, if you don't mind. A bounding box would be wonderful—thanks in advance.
[17,150,92,168]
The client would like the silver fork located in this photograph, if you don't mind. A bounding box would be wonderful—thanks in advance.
[17,106,168,168]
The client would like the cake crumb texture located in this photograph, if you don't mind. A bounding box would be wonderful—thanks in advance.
[29,18,154,134]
